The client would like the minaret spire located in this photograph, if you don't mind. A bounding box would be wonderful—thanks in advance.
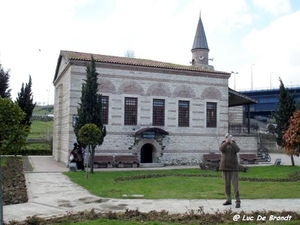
[191,13,214,70]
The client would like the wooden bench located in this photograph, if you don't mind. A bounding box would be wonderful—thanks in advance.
[203,153,221,163]
[239,153,257,164]
[115,155,139,168]
[200,153,221,171]
[93,155,114,168]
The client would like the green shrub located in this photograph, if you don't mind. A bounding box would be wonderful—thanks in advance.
[287,171,300,181]
[5,149,52,156]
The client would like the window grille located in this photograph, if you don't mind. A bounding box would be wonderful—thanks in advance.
[124,97,138,125]
[207,102,217,128]
[101,96,109,124]
[178,100,190,127]
[153,99,165,126]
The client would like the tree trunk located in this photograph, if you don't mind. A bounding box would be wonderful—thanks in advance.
[90,146,95,174]
[85,146,90,179]
[0,156,4,224]
[291,151,295,166]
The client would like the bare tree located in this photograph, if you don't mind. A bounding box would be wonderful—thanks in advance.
[125,49,135,58]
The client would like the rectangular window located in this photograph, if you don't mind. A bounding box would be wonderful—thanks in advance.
[101,96,109,125]
[178,100,189,127]
[72,115,78,127]
[124,97,138,125]
[206,102,217,128]
[153,99,165,126]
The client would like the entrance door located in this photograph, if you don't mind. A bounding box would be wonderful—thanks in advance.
[140,144,153,163]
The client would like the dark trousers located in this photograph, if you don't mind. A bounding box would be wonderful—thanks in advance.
[222,171,240,203]
[77,160,84,170]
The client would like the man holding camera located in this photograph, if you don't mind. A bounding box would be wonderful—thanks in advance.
[219,133,241,208]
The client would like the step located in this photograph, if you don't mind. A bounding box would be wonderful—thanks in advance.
[139,163,165,168]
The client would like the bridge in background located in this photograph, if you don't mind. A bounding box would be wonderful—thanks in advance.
[240,86,300,121]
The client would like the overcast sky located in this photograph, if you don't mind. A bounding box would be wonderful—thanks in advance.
[0,0,300,105]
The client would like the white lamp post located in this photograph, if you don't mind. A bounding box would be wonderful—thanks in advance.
[251,64,254,90]
[270,71,273,89]
[231,71,238,90]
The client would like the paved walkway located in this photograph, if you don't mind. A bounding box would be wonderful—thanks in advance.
[3,154,300,223]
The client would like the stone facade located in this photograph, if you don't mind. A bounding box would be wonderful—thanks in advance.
[52,51,240,165]
[229,106,243,124]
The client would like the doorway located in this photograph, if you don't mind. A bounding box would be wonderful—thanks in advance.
[140,144,153,163]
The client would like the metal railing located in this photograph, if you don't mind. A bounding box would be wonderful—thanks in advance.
[229,123,259,134]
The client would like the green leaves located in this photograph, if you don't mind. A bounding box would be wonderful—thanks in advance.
[273,78,296,145]
[74,56,106,146]
[78,123,102,148]
[0,65,11,98]
[16,75,36,130]
[0,97,28,154]
[74,56,106,174]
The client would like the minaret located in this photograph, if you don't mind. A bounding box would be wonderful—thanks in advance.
[191,14,214,70]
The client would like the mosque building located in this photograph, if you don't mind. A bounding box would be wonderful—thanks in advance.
[53,15,257,166]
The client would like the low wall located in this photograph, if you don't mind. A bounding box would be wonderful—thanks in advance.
[233,134,257,153]
[157,135,258,166]
[259,133,285,153]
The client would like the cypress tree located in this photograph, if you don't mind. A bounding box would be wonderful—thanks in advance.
[0,64,11,98]
[16,75,36,129]
[272,77,296,146]
[74,56,106,173]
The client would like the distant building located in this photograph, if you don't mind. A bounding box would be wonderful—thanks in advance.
[52,15,257,166]
[240,87,300,121]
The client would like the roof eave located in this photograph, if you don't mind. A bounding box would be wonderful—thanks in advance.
[229,88,258,107]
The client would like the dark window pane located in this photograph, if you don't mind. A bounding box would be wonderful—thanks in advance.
[153,99,165,126]
[124,97,137,125]
[101,96,109,125]
[206,102,217,128]
[178,100,189,127]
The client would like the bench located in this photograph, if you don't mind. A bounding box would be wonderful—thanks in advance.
[115,155,139,168]
[203,153,221,163]
[93,155,114,168]
[239,153,257,164]
[200,153,221,171]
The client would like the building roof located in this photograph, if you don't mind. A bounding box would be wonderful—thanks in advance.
[192,16,209,51]
[59,50,225,73]
[229,88,258,107]
[54,50,229,83]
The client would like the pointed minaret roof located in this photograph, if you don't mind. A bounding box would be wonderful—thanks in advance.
[192,16,209,51]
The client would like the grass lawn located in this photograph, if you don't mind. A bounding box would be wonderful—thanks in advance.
[33,105,54,115]
[62,166,300,225]
[28,120,53,139]
[65,165,300,199]
[0,157,6,166]
[24,120,53,151]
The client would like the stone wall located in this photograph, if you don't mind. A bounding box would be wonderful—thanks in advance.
[229,106,243,124]
[53,56,258,166]
[234,135,258,153]
[259,133,284,153]
[53,62,72,163]
[156,135,258,166]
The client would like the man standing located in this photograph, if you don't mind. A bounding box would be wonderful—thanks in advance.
[219,133,241,208]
